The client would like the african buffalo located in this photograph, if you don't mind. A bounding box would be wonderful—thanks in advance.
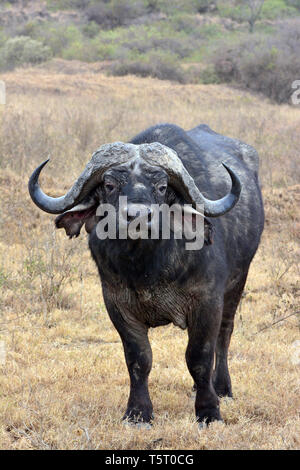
[28,123,264,426]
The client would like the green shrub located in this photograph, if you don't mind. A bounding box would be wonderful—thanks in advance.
[16,21,38,38]
[287,0,300,9]
[169,13,200,33]
[261,0,297,19]
[198,65,221,84]
[82,21,99,38]
[212,19,300,103]
[90,21,203,62]
[46,0,91,10]
[0,30,7,48]
[217,0,297,25]
[31,23,85,57]
[193,0,217,13]
[111,0,147,25]
[29,23,72,56]
[146,0,160,12]
[0,36,52,71]
[86,0,147,29]
[157,0,196,15]
[86,3,116,28]
[110,51,186,83]
[217,1,244,22]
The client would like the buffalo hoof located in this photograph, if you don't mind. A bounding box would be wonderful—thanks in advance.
[222,396,234,404]
[196,408,222,426]
[215,389,233,398]
[123,420,152,430]
[198,417,224,430]
[123,408,154,426]
[213,379,233,399]
[198,421,208,430]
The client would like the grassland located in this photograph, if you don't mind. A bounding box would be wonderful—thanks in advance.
[0,62,299,449]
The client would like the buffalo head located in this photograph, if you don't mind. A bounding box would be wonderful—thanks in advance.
[28,142,241,239]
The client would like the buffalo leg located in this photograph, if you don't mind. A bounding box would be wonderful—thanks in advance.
[104,298,153,423]
[213,273,248,398]
[186,301,223,424]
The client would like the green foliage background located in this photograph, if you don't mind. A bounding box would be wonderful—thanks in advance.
[0,0,299,102]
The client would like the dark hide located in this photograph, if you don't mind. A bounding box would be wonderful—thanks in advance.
[56,123,264,425]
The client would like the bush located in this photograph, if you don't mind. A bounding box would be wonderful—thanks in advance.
[117,35,194,59]
[82,21,99,38]
[193,0,217,13]
[157,0,196,14]
[146,0,160,12]
[212,19,300,103]
[261,0,297,19]
[287,0,300,9]
[88,21,203,63]
[217,0,297,24]
[86,0,147,29]
[110,51,186,83]
[46,0,91,9]
[217,1,245,22]
[0,30,7,48]
[0,36,52,71]
[86,3,115,28]
[30,23,84,57]
[198,65,221,84]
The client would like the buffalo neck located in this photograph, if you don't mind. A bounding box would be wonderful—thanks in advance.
[88,232,204,291]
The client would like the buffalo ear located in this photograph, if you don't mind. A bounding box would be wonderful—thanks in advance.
[55,188,103,238]
[181,212,213,246]
[167,187,213,246]
[55,206,97,238]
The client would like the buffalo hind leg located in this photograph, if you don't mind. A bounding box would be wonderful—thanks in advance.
[105,298,153,424]
[213,273,248,398]
[186,300,223,425]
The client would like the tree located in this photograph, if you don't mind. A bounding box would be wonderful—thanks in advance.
[242,0,265,33]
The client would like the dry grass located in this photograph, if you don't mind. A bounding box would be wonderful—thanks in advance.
[0,62,299,450]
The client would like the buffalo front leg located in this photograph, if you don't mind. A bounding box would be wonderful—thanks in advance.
[105,298,153,424]
[186,301,223,425]
[122,327,153,424]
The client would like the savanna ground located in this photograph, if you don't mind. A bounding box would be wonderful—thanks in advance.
[0,61,299,449]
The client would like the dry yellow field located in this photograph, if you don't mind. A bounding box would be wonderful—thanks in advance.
[0,61,299,450]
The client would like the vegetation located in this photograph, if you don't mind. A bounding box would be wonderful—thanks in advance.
[0,36,52,70]
[212,19,300,103]
[0,0,299,101]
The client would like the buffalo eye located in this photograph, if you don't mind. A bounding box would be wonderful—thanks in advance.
[157,184,167,195]
[104,180,117,193]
